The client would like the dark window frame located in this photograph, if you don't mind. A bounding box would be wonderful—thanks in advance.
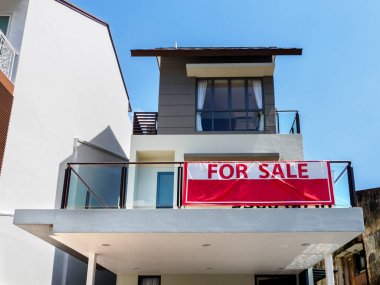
[353,250,367,275]
[138,275,161,285]
[195,77,265,132]
[255,274,297,285]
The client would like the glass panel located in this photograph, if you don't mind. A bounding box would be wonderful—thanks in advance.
[66,165,123,209]
[231,80,245,110]
[247,111,260,130]
[330,163,351,208]
[157,172,174,208]
[201,80,212,109]
[247,79,262,109]
[0,16,10,35]
[66,170,88,209]
[214,112,230,131]
[214,80,229,110]
[276,111,298,134]
[197,111,212,131]
[231,112,247,130]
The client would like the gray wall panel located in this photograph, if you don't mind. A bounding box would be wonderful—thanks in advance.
[158,57,196,134]
[160,95,195,105]
[158,60,277,135]
[159,116,195,128]
[158,105,195,117]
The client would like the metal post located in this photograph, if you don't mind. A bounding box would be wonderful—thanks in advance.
[176,166,181,208]
[177,166,183,208]
[276,112,280,133]
[296,112,301,134]
[86,253,97,285]
[61,167,71,209]
[119,166,127,209]
[347,163,357,207]
[307,268,314,285]
[324,254,335,285]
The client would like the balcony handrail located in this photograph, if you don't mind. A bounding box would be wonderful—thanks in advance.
[276,110,301,134]
[61,160,356,209]
[0,30,17,80]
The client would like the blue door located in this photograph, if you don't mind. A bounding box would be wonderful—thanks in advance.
[156,172,174,208]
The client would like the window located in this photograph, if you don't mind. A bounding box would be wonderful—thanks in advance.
[196,78,264,132]
[353,250,366,275]
[0,16,10,36]
[138,276,161,285]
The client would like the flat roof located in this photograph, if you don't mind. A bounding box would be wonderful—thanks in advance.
[131,47,302,57]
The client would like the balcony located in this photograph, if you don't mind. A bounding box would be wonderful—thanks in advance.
[0,30,17,81]
[61,161,357,210]
[133,110,300,135]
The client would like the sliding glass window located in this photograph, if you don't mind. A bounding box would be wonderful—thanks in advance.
[196,78,264,132]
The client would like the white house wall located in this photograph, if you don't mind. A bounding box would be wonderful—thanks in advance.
[0,0,132,284]
[130,134,303,162]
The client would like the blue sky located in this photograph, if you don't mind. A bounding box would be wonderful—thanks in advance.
[72,0,379,190]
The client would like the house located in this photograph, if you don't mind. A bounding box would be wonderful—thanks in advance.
[12,45,364,285]
[314,187,380,285]
[0,0,132,284]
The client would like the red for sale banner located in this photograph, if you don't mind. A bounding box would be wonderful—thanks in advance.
[182,161,334,206]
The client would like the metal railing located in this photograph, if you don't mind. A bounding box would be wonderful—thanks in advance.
[0,30,17,81]
[61,161,356,210]
[276,110,300,134]
[133,112,158,135]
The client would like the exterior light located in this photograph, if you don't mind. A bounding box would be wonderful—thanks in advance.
[101,243,111,247]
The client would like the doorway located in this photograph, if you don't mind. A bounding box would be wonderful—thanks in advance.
[156,172,174,208]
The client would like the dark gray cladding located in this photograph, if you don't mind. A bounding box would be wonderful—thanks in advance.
[157,57,276,134]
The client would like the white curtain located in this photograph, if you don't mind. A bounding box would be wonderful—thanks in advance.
[196,80,207,131]
[253,80,264,130]
[141,278,160,285]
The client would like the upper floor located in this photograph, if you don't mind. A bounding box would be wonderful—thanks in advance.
[131,47,301,136]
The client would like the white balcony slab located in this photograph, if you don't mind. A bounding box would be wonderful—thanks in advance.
[14,208,363,275]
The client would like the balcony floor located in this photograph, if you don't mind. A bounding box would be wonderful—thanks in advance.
[14,208,363,275]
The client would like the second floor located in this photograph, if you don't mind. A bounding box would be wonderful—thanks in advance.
[131,47,302,137]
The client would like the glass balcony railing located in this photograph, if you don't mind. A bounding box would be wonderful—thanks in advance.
[133,110,301,135]
[61,161,356,210]
[276,110,300,134]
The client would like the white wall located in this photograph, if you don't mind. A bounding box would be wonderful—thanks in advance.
[117,274,255,285]
[131,134,304,162]
[0,0,132,284]
[132,165,176,208]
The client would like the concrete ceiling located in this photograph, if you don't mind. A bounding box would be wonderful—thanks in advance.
[51,232,357,275]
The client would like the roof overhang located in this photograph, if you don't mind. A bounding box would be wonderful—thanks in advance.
[14,208,363,275]
[131,47,302,57]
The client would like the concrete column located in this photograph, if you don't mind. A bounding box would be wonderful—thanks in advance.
[307,268,314,285]
[86,253,97,285]
[324,254,335,285]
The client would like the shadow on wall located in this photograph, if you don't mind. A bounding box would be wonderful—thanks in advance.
[52,125,128,285]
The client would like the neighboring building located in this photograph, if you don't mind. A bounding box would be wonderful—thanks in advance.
[0,0,132,284]
[12,46,364,285]
[315,187,380,285]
